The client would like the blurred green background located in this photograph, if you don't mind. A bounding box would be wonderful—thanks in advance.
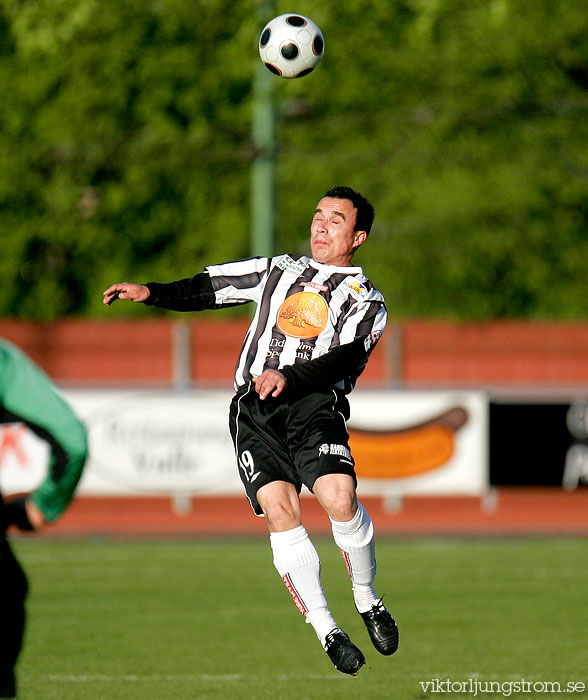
[1,0,587,320]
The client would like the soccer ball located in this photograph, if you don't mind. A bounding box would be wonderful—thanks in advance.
[259,14,324,79]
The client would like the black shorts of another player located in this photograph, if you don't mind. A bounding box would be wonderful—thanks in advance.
[229,382,357,516]
[0,537,28,698]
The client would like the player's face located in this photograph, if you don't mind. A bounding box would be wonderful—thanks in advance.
[310,197,367,266]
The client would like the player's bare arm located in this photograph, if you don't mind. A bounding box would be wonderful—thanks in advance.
[102,283,150,305]
[25,500,46,529]
[253,369,287,400]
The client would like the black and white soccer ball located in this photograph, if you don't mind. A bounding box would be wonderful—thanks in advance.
[259,14,324,79]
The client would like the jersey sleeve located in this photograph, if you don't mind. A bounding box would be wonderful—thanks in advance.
[0,342,88,523]
[143,258,271,311]
[205,257,271,305]
[144,272,218,311]
[279,337,368,395]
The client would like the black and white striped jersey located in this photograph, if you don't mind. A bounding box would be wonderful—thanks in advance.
[146,253,387,394]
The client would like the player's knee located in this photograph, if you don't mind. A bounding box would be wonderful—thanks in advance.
[257,481,301,530]
[322,489,357,522]
[262,501,301,531]
[313,474,357,521]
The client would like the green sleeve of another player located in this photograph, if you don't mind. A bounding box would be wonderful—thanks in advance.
[0,341,88,523]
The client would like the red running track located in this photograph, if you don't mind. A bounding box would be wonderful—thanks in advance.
[30,487,588,539]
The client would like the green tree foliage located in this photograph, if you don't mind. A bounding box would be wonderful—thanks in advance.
[1,0,587,319]
[0,0,258,318]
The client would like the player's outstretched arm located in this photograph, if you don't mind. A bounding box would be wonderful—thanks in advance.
[103,283,150,305]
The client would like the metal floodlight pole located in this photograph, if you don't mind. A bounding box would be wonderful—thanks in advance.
[251,1,277,258]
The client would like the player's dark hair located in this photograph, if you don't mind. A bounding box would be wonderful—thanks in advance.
[324,186,375,236]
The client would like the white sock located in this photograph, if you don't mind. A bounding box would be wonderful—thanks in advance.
[330,502,379,613]
[270,525,338,646]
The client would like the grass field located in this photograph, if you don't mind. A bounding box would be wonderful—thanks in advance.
[11,537,588,700]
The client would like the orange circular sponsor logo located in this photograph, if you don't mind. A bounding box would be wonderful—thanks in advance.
[277,291,329,339]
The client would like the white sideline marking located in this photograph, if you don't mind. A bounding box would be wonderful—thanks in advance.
[46,673,346,683]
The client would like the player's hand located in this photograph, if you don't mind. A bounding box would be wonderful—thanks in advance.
[102,283,150,305]
[25,500,46,529]
[253,370,287,400]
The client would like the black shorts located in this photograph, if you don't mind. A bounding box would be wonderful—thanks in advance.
[229,383,357,516]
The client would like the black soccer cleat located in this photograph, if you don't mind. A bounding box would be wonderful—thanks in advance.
[324,628,366,675]
[359,600,399,656]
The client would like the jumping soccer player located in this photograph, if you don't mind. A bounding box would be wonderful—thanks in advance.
[103,186,399,675]
[0,338,88,698]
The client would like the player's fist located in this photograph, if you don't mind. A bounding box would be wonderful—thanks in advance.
[103,283,150,305]
[253,370,287,400]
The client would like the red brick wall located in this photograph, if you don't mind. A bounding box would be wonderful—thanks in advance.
[0,319,173,384]
[2,318,588,388]
[402,321,588,386]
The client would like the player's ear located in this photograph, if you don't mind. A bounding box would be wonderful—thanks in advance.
[353,231,367,248]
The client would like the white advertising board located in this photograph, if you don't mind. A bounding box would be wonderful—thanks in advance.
[69,389,239,495]
[0,388,488,498]
[348,391,488,496]
[0,424,49,494]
